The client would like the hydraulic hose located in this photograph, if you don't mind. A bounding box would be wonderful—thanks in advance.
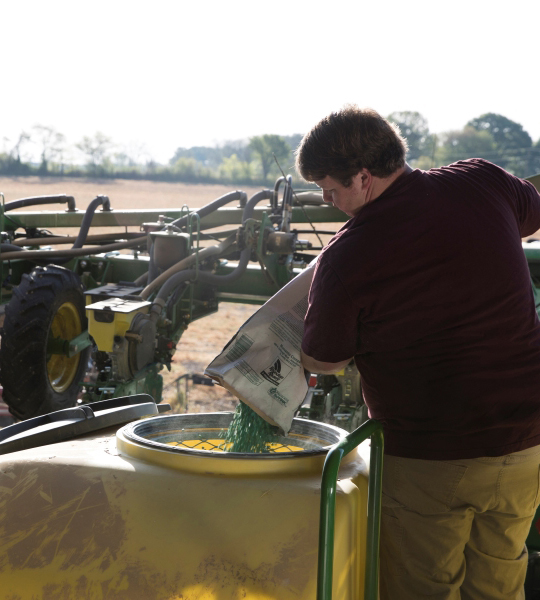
[148,189,273,321]
[158,245,250,301]
[1,196,147,263]
[149,245,251,323]
[140,234,237,300]
[10,232,142,247]
[0,238,146,262]
[141,190,248,287]
[242,189,273,221]
[50,195,111,265]
[71,195,111,249]
[169,190,247,228]
[4,194,76,212]
[1,243,24,253]
[0,191,251,264]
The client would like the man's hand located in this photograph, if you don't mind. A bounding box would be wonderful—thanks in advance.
[300,349,353,375]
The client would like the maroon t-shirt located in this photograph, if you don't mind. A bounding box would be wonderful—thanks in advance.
[302,159,540,459]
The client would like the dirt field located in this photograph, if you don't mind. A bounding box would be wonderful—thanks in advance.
[0,176,269,414]
[0,176,263,209]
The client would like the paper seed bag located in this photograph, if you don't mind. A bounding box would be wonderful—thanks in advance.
[205,263,316,433]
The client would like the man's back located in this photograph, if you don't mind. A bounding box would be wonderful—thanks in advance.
[303,159,540,458]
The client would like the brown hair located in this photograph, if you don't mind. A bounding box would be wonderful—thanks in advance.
[295,105,408,186]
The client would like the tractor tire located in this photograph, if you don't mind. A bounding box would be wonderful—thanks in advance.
[0,265,89,420]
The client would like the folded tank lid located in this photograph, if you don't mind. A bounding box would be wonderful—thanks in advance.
[0,395,170,455]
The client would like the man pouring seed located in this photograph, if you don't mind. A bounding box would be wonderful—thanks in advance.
[297,105,540,599]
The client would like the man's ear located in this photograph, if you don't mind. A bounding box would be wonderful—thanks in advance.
[354,168,372,189]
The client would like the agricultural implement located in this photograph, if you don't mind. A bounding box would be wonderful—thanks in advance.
[0,180,350,421]
[1,173,540,598]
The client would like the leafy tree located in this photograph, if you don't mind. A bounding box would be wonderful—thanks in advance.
[467,113,533,176]
[171,156,214,181]
[32,125,66,175]
[437,127,496,165]
[76,132,113,176]
[220,140,251,163]
[11,131,31,162]
[113,142,151,170]
[219,153,253,183]
[249,134,290,180]
[283,133,304,154]
[532,139,540,176]
[2,132,32,175]
[170,146,224,169]
[170,141,253,172]
[387,111,435,162]
[172,157,200,179]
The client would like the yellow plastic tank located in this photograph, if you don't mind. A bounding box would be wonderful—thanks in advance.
[0,413,370,600]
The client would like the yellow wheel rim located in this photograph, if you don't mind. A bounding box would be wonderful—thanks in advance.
[47,301,82,393]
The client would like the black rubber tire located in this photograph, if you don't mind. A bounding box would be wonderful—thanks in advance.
[0,265,89,420]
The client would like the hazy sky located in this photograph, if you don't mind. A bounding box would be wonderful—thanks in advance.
[2,0,538,164]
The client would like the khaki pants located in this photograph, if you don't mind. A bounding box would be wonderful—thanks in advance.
[380,446,540,599]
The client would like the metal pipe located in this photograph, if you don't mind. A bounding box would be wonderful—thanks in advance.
[273,176,286,213]
[281,175,293,233]
[146,241,160,284]
[317,419,384,600]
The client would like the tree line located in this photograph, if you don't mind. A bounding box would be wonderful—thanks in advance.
[1,113,539,185]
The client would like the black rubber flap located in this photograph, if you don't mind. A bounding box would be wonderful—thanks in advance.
[0,395,170,455]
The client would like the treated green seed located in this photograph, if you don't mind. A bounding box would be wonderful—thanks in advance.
[222,401,276,453]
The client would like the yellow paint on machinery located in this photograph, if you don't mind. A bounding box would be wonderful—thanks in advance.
[85,296,151,352]
[0,421,370,599]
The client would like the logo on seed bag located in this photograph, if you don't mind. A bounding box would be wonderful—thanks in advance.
[260,357,291,386]
[268,387,288,406]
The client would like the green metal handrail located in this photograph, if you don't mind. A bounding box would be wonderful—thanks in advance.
[317,419,384,600]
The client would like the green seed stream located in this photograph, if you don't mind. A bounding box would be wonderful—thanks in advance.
[222,401,276,453]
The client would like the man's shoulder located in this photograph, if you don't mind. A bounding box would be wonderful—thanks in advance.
[317,221,367,275]
[418,158,524,196]
[429,158,509,180]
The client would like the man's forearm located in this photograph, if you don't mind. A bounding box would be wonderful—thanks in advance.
[300,349,353,375]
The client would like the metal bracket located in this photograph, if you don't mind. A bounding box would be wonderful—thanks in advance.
[47,330,92,357]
